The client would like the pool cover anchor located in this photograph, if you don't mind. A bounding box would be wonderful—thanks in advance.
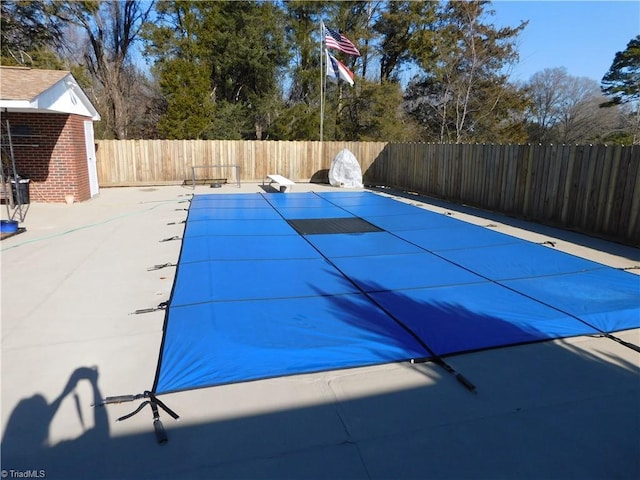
[159,236,181,242]
[131,301,168,315]
[94,391,179,444]
[147,263,177,271]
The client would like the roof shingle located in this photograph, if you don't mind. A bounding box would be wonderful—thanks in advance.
[0,66,70,101]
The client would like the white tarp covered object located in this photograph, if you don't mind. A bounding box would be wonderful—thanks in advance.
[328,148,363,188]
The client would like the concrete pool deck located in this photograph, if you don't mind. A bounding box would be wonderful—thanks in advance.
[1,183,639,479]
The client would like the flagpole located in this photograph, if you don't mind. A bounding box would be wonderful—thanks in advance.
[319,20,324,173]
[319,21,324,143]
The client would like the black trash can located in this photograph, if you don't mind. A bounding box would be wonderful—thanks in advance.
[11,178,30,204]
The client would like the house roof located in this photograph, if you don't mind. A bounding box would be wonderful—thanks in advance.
[0,66,100,120]
[0,66,70,101]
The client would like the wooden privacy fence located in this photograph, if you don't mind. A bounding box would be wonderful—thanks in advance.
[95,140,386,186]
[367,143,639,246]
[95,140,639,244]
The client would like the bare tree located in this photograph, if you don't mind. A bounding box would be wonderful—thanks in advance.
[525,68,567,142]
[526,68,621,144]
[55,0,154,139]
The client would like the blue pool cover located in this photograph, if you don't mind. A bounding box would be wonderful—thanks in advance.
[153,192,640,394]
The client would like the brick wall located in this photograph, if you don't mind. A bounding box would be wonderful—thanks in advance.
[5,112,91,203]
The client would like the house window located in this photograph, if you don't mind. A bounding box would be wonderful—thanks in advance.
[12,125,33,137]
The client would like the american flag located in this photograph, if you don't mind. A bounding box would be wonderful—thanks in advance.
[324,25,361,57]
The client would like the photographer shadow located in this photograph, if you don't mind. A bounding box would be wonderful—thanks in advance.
[2,367,110,474]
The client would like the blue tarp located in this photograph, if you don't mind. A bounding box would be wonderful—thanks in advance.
[153,192,640,394]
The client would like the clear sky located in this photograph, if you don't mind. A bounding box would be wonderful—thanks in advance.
[490,0,640,83]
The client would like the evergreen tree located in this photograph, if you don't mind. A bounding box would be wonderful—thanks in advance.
[144,0,289,140]
[340,79,421,141]
[156,58,215,139]
[601,35,640,144]
[601,35,640,106]
[374,1,436,82]
[284,1,325,104]
[144,1,213,139]
[277,0,325,140]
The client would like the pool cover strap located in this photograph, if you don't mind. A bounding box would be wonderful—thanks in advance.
[100,391,179,444]
[602,333,640,353]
